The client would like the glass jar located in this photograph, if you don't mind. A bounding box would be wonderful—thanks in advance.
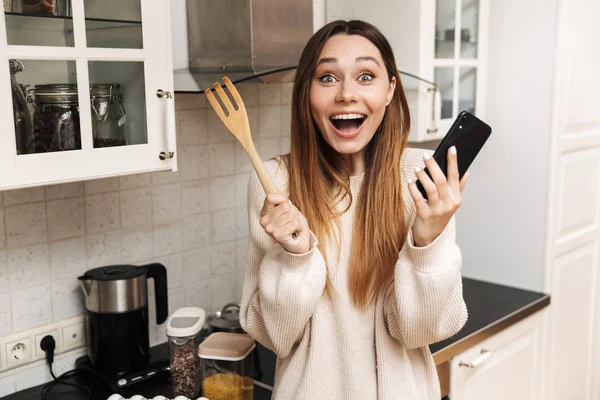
[166,307,206,399]
[199,332,255,400]
[10,60,33,155]
[90,84,127,148]
[28,84,81,153]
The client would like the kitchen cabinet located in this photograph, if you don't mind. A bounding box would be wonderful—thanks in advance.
[450,310,545,400]
[326,0,489,142]
[0,0,177,191]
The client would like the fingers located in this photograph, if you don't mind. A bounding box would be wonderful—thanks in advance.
[260,195,304,239]
[446,146,460,192]
[414,166,439,203]
[422,152,449,200]
[260,193,290,217]
[407,177,427,208]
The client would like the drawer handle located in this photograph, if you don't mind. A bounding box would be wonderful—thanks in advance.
[458,349,493,368]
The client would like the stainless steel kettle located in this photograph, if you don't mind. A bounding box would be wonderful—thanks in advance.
[78,263,168,378]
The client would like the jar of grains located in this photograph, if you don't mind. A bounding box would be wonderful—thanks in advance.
[166,307,206,399]
[27,84,81,153]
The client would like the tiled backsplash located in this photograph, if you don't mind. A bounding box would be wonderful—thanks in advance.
[0,82,293,396]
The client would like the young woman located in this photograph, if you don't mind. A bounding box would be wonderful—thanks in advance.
[240,19,469,399]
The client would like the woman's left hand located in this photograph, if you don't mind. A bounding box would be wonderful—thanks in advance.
[407,146,469,247]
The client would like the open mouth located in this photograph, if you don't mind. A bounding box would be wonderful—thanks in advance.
[330,113,366,134]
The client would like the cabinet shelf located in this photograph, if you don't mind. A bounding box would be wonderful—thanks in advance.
[5,12,141,33]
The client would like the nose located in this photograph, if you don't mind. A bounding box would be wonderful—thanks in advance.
[335,80,358,103]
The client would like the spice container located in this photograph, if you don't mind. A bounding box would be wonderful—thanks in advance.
[27,84,81,153]
[198,332,255,400]
[166,307,206,399]
[90,84,127,148]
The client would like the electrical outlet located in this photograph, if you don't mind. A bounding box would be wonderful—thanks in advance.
[0,316,85,373]
[5,337,31,367]
[34,329,60,360]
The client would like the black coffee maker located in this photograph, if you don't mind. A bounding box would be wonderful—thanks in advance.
[78,263,168,381]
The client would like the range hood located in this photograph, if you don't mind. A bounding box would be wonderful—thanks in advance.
[172,0,316,93]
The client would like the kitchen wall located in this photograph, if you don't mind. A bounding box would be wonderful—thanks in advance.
[454,0,558,291]
[0,82,293,395]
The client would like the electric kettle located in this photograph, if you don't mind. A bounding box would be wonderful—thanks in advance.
[78,263,168,378]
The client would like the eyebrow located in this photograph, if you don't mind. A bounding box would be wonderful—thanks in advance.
[316,56,381,67]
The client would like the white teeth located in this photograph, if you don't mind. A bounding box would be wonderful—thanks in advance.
[330,113,365,120]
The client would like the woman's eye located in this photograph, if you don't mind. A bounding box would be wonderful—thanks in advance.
[358,73,375,82]
[319,75,336,84]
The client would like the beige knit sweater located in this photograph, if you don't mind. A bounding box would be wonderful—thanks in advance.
[240,148,468,400]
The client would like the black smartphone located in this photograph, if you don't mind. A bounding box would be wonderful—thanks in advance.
[416,111,492,199]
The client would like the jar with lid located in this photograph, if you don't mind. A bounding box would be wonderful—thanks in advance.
[166,307,206,399]
[90,84,127,148]
[198,332,255,400]
[28,84,81,153]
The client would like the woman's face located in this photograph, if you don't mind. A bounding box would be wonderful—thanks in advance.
[310,34,395,162]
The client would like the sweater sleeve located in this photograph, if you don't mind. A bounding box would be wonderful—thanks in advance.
[239,170,327,358]
[383,216,468,350]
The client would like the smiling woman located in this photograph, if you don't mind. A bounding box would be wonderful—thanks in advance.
[309,35,396,165]
[239,20,468,400]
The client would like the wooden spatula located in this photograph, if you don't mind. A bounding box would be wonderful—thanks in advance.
[205,77,298,239]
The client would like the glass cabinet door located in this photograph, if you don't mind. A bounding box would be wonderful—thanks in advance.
[432,0,482,128]
[0,0,175,190]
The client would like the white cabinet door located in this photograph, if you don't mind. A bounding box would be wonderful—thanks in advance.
[0,0,176,191]
[450,311,544,400]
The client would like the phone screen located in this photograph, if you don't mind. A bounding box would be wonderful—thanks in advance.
[417,111,492,199]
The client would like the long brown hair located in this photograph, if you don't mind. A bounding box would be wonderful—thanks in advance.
[282,20,411,308]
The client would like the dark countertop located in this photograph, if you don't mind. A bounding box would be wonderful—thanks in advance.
[430,277,550,364]
[1,277,549,400]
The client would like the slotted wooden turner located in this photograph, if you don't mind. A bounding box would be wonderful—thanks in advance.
[205,77,298,239]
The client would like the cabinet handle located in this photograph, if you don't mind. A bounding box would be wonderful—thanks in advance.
[157,89,175,160]
[458,349,493,368]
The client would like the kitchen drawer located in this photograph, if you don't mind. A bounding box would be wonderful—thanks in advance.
[449,310,545,400]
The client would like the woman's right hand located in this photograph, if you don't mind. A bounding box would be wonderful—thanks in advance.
[260,193,312,254]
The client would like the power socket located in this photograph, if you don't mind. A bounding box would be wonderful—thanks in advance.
[35,329,60,360]
[5,337,31,367]
[0,316,84,373]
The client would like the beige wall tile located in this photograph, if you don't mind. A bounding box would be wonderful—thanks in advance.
[8,244,50,290]
[208,143,235,177]
[120,188,152,228]
[86,193,120,234]
[210,242,236,278]
[181,180,210,216]
[84,177,119,194]
[209,176,235,211]
[5,203,47,248]
[182,213,210,250]
[47,197,85,241]
[86,230,122,268]
[50,237,87,280]
[45,182,84,200]
[11,284,51,332]
[0,293,11,336]
[152,183,181,224]
[3,187,45,206]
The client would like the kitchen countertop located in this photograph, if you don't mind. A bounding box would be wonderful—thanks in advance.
[1,277,550,400]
